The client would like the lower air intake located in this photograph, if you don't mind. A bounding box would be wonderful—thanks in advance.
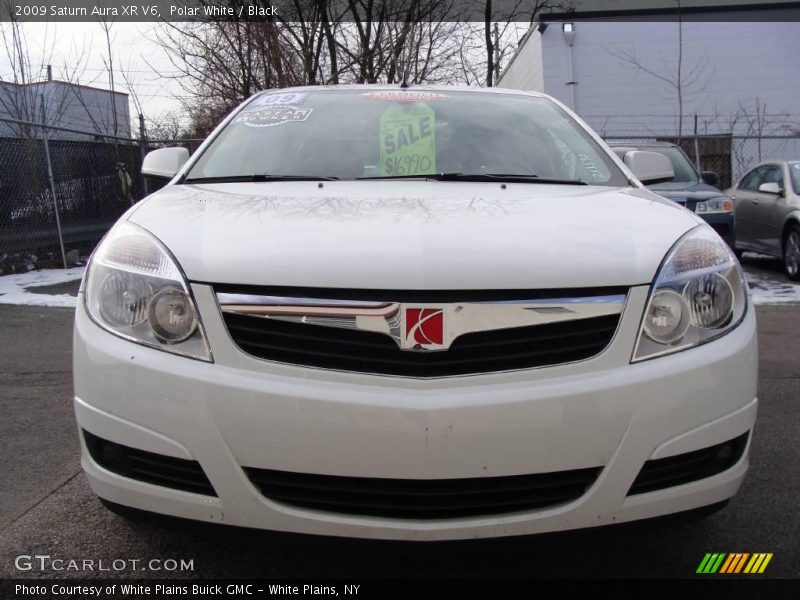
[629,432,749,495]
[83,430,216,496]
[244,466,603,519]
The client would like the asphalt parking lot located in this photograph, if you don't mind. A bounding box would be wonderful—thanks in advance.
[0,257,798,580]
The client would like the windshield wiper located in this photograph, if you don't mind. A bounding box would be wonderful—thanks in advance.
[182,175,340,184]
[480,173,588,185]
[356,172,588,185]
[357,171,465,181]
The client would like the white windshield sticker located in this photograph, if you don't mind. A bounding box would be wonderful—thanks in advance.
[251,92,310,107]
[234,106,313,127]
[362,91,448,102]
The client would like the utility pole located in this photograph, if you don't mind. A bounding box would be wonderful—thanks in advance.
[693,114,701,172]
[563,23,577,112]
[139,113,148,197]
[40,95,67,270]
[493,22,500,85]
[101,21,119,138]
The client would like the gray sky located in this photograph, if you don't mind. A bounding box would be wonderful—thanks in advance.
[0,21,185,123]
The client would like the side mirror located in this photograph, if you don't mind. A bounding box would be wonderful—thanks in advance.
[758,182,783,195]
[624,151,675,184]
[141,147,190,180]
[701,171,720,186]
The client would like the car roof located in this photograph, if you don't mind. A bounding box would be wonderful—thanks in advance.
[746,160,796,170]
[247,84,548,101]
[606,141,680,149]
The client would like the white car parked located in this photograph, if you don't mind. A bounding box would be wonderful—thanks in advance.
[74,86,757,540]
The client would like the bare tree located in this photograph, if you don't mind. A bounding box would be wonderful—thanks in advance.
[148,1,570,134]
[605,9,713,138]
[728,97,793,175]
[0,16,91,134]
[98,17,119,137]
[386,20,466,84]
[334,7,465,85]
[150,0,479,133]
[143,110,190,140]
[63,18,125,138]
[150,5,305,135]
[273,0,351,85]
[481,0,562,87]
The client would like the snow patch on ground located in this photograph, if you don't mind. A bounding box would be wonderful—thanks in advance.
[740,252,800,304]
[744,269,800,304]
[0,267,84,307]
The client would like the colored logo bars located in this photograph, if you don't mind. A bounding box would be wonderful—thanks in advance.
[697,553,773,574]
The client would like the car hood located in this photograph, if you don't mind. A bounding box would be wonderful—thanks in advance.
[128,181,700,290]
[647,181,725,204]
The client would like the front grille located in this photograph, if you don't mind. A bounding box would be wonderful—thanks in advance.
[245,467,602,519]
[221,311,620,377]
[83,430,216,496]
[628,433,749,496]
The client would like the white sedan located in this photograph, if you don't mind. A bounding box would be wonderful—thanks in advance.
[74,86,757,540]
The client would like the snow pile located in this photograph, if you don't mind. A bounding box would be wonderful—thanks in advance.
[0,267,84,307]
[745,269,800,305]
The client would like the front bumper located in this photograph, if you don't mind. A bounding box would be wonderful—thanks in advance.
[73,284,758,540]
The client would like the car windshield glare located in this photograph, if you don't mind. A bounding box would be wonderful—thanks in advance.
[184,89,627,186]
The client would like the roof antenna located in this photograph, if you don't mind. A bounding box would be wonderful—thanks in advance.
[400,69,411,89]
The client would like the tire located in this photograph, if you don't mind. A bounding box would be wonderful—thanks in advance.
[783,224,800,281]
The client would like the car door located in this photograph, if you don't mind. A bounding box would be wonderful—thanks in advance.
[732,166,764,251]
[751,164,786,255]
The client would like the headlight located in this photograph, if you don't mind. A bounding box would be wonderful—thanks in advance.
[84,221,212,361]
[695,197,733,214]
[633,225,747,361]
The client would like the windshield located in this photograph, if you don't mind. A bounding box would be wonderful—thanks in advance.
[791,162,800,195]
[646,146,699,183]
[185,89,627,186]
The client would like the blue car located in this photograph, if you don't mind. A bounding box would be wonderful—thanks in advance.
[609,142,735,248]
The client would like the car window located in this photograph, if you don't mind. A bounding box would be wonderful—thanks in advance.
[790,162,800,195]
[739,167,763,191]
[760,165,784,189]
[186,89,628,186]
[647,146,698,183]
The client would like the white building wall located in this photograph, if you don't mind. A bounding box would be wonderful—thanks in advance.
[497,29,544,92]
[38,82,131,139]
[0,81,130,139]
[533,20,800,138]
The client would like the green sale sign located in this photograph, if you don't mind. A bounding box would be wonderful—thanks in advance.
[379,103,436,176]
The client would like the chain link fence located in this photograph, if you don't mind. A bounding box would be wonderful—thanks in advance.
[0,116,202,273]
